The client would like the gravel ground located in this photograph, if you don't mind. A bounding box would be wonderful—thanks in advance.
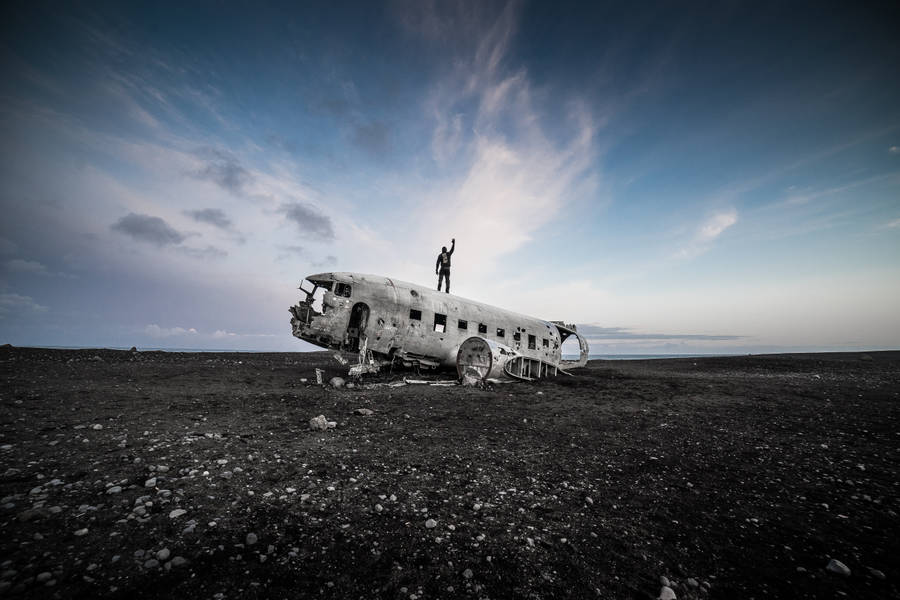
[0,346,898,599]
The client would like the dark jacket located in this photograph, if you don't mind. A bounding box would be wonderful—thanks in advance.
[435,241,455,271]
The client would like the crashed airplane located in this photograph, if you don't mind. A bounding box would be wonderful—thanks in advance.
[289,272,589,383]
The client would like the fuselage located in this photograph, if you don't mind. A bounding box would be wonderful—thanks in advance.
[289,272,587,369]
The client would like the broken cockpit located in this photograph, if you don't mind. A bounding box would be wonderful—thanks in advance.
[289,276,358,349]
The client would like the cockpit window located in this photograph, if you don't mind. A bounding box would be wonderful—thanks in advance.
[335,283,352,297]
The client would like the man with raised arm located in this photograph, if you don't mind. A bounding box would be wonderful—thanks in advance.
[435,238,455,293]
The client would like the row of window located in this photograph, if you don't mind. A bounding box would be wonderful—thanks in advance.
[410,309,550,349]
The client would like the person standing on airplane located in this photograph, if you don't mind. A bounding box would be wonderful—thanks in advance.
[435,238,455,293]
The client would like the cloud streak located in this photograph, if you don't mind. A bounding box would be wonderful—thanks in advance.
[189,148,252,195]
[280,202,335,241]
[111,213,186,246]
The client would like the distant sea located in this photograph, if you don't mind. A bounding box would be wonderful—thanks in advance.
[564,354,738,360]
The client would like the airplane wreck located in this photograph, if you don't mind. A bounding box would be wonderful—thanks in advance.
[289,272,589,383]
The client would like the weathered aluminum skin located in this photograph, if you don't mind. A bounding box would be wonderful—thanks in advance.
[289,272,588,371]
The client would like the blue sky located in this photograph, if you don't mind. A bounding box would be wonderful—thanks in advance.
[1,1,898,354]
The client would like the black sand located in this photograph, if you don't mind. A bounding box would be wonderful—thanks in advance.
[1,347,898,599]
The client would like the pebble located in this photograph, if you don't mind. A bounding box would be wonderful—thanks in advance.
[92,424,103,430]
[246,533,258,545]
[659,576,670,587]
[144,559,159,569]
[867,567,885,580]
[463,568,473,579]
[375,504,383,513]
[329,377,345,389]
[74,528,88,536]
[169,509,187,519]
[354,408,374,416]
[826,559,851,576]
[659,586,677,600]
[687,578,698,588]
[157,548,170,561]
[144,478,157,488]
[107,486,122,494]
[36,572,52,583]
[171,557,188,567]
[425,519,437,529]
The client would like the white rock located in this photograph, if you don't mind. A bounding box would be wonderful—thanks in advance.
[375,504,383,513]
[425,519,437,529]
[157,548,170,561]
[463,568,473,579]
[92,424,103,430]
[169,509,187,519]
[354,408,374,416]
[329,377,346,389]
[826,559,851,576]
[144,478,157,488]
[659,586,677,600]
[107,486,122,494]
[246,532,258,545]
[74,528,88,536]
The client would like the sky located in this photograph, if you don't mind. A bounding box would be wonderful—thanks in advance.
[1,1,899,355]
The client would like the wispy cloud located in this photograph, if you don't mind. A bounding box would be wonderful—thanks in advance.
[144,324,197,338]
[0,293,49,317]
[177,245,228,260]
[111,213,186,246]
[189,148,253,195]
[889,145,899,154]
[674,209,737,259]
[882,217,900,229]
[280,201,335,241]
[4,259,48,275]
[183,208,233,230]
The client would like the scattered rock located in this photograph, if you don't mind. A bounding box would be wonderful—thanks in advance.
[687,578,698,588]
[826,559,851,576]
[329,377,346,389]
[144,477,157,488]
[107,486,122,494]
[659,586,677,600]
[157,548,170,561]
[309,415,337,431]
[867,567,885,580]
[74,528,88,536]
[425,518,437,529]
[169,509,187,519]
[171,557,188,567]
[144,559,159,569]
[659,576,670,587]
[354,408,374,416]
[246,532,258,546]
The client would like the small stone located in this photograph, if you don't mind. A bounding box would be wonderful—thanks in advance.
[463,568,473,579]
[156,465,169,473]
[867,567,885,580]
[144,478,157,488]
[107,486,122,494]
[29,486,43,496]
[687,578,698,588]
[169,509,187,519]
[74,528,88,536]
[826,559,851,577]
[354,408,374,416]
[659,586,677,600]
[144,559,159,569]
[375,504,383,513]
[221,471,233,480]
[425,519,437,529]
[329,377,345,389]
[92,424,103,430]
[36,572,52,583]
[157,548,170,561]
[171,557,188,567]
[659,576,670,587]
[246,532,258,546]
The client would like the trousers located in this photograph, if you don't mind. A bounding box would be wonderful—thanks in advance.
[437,269,450,293]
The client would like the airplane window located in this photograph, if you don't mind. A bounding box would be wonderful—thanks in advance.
[478,323,487,334]
[434,313,447,333]
[458,319,468,330]
[513,332,521,341]
[528,334,536,349]
[335,283,352,297]
[542,338,549,347]
[496,328,505,338]
[410,309,422,321]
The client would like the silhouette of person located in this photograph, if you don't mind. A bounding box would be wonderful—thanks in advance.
[435,238,455,293]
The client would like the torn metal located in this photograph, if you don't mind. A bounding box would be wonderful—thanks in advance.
[290,272,589,383]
